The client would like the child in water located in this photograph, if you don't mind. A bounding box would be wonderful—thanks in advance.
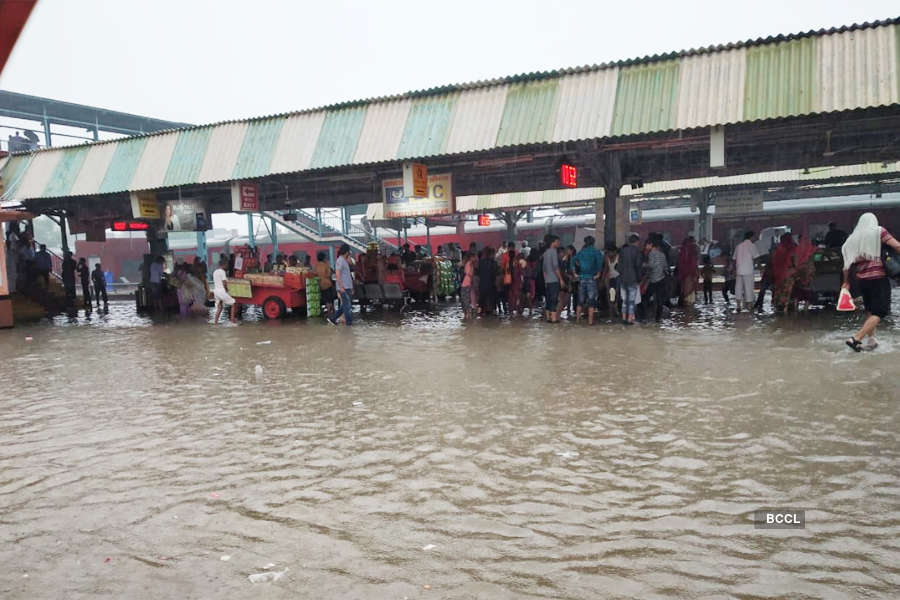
[701,257,714,304]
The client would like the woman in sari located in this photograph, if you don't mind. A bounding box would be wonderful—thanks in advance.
[677,236,700,305]
[791,235,817,310]
[771,234,797,310]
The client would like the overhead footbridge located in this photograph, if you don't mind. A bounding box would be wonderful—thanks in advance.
[2,18,899,245]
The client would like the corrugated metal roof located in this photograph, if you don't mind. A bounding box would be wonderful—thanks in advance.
[443,85,508,154]
[818,25,899,112]
[69,142,116,196]
[267,111,325,175]
[163,127,211,186]
[232,117,284,179]
[309,105,366,169]
[16,151,60,200]
[744,37,817,120]
[676,48,746,129]
[43,145,89,197]
[353,99,411,164]
[611,60,680,136]
[551,68,618,142]
[98,137,147,194]
[3,18,899,203]
[496,79,559,146]
[197,122,247,184]
[396,93,457,159]
[130,131,179,191]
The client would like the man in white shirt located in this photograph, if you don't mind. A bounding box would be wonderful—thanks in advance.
[733,231,760,312]
[213,256,237,323]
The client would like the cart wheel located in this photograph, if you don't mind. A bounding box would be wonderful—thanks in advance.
[262,296,286,319]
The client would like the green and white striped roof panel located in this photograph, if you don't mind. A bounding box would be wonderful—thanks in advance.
[2,20,899,203]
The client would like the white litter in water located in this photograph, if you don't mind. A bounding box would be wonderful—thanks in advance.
[254,365,264,379]
[248,568,288,583]
[262,563,276,569]
[352,401,363,406]
[555,451,579,459]
[256,341,272,345]
[220,555,231,561]
[421,544,436,551]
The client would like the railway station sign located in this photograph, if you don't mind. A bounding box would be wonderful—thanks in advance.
[231,181,259,212]
[383,172,454,218]
[714,191,764,217]
[403,162,428,198]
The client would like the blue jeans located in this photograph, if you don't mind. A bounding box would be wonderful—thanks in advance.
[578,279,598,306]
[332,290,353,325]
[623,284,639,317]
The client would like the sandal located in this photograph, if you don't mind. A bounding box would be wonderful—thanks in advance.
[845,337,862,353]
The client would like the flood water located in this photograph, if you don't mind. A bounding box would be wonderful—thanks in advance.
[2,296,899,599]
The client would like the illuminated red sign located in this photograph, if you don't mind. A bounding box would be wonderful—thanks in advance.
[112,221,150,231]
[477,214,491,227]
[560,163,578,188]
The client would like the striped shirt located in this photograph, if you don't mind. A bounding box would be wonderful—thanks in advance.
[854,228,896,280]
[647,249,668,283]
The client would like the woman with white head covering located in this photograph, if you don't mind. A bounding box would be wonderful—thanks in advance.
[841,213,900,351]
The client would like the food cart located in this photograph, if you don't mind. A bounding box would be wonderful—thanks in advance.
[225,271,308,319]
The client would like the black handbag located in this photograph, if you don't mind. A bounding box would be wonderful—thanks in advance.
[883,246,900,279]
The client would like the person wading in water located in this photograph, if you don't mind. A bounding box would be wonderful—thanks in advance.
[841,213,900,351]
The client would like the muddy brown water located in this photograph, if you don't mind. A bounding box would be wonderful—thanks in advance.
[1,297,899,599]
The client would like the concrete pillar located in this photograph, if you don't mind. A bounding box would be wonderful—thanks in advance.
[595,153,623,247]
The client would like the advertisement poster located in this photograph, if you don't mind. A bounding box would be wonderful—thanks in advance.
[383,173,453,218]
[161,198,210,232]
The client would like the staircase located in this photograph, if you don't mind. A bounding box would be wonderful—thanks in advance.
[261,209,396,253]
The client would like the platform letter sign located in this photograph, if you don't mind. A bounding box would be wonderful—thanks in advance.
[231,181,260,212]
[403,162,428,198]
[130,191,160,219]
[383,173,454,218]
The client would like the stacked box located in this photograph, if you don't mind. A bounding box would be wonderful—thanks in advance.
[306,276,321,317]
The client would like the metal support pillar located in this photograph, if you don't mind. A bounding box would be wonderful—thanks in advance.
[342,206,350,234]
[328,245,335,265]
[270,216,278,256]
[196,230,208,264]
[315,207,323,236]
[247,213,256,249]
[425,222,431,250]
[42,108,52,147]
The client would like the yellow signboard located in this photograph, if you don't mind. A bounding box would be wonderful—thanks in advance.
[130,191,160,219]
[403,162,428,198]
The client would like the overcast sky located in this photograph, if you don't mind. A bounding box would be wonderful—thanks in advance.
[2,0,898,125]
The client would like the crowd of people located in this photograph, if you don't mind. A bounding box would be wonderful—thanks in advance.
[452,214,898,344]
[457,232,716,325]
[5,223,112,311]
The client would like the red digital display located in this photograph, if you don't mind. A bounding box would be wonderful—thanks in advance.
[478,214,491,227]
[560,163,578,188]
[112,221,149,231]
